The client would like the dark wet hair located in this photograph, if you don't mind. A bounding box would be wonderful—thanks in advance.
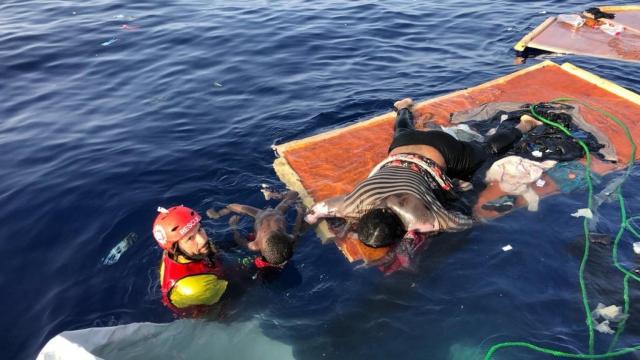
[262,231,293,265]
[357,208,405,248]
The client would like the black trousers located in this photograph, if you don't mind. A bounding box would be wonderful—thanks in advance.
[389,108,522,180]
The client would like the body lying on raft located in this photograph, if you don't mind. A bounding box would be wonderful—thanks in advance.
[305,98,543,248]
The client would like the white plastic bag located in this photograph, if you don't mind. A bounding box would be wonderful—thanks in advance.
[557,14,585,28]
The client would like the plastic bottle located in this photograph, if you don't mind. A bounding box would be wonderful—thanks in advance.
[557,14,585,28]
[102,232,138,265]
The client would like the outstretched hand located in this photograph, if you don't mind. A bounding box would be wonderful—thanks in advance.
[304,210,319,224]
[207,208,221,219]
[304,201,329,224]
[228,215,240,229]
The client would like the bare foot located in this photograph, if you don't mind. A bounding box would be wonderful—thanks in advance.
[394,98,413,111]
[517,114,543,133]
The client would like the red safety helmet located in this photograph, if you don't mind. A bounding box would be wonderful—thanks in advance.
[153,205,202,251]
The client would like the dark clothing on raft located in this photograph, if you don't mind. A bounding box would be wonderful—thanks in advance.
[389,108,523,180]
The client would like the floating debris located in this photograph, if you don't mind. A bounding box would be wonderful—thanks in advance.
[502,244,513,252]
[594,320,615,334]
[571,208,593,219]
[592,303,627,322]
[633,242,640,255]
[103,232,138,265]
[101,38,118,46]
[120,24,140,31]
[213,82,223,87]
[535,179,546,187]
[591,302,627,334]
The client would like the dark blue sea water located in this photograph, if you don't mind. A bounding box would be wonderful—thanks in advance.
[3,1,640,359]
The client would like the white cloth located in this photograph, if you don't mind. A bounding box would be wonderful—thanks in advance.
[485,156,557,211]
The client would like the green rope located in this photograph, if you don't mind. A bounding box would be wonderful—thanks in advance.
[530,102,596,353]
[483,342,640,359]
[625,216,640,239]
[608,274,630,353]
[612,192,640,283]
[483,98,639,359]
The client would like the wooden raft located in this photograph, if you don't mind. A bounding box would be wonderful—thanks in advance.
[514,5,640,63]
[273,61,640,265]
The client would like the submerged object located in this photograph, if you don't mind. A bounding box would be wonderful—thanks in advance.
[102,232,137,265]
[273,61,640,268]
[482,195,517,213]
[514,5,640,63]
[101,38,118,46]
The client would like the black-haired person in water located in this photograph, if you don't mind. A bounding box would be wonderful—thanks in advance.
[208,190,304,269]
[305,98,542,254]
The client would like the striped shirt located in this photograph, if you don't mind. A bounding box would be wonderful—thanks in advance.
[341,165,473,232]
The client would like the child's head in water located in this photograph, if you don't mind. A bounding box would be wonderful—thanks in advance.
[209,190,303,268]
[261,231,294,265]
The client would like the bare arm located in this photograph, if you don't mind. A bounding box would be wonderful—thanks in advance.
[207,203,260,219]
[275,191,299,214]
[384,195,438,233]
[304,195,347,224]
[291,202,305,244]
[228,215,250,249]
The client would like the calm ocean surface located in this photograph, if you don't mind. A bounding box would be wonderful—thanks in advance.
[2,1,640,359]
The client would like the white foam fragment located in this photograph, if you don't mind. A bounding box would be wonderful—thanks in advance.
[594,320,615,334]
[502,244,513,252]
[633,242,640,255]
[535,179,546,187]
[592,303,628,322]
[599,305,621,320]
[571,208,593,219]
[532,150,543,157]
